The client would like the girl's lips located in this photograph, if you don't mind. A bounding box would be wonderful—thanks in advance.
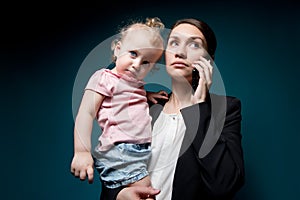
[124,70,136,78]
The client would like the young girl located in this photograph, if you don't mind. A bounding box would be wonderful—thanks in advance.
[70,17,167,195]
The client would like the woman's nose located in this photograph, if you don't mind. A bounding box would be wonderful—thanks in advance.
[174,46,187,58]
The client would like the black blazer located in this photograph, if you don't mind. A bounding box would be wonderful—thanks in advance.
[100,93,245,200]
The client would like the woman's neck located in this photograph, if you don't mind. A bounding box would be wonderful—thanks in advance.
[164,80,193,113]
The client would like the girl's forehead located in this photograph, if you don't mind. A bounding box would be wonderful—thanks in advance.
[123,30,163,49]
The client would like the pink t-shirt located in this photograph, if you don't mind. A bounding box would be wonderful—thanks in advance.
[85,69,152,151]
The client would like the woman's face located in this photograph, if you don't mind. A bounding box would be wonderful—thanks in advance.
[165,23,208,81]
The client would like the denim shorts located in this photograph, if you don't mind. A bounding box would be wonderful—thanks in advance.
[93,143,151,189]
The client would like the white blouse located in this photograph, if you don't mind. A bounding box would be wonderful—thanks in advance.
[148,111,186,200]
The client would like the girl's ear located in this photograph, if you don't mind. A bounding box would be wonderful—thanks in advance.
[114,41,122,58]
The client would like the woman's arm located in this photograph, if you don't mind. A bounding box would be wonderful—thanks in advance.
[201,96,244,197]
[180,95,245,198]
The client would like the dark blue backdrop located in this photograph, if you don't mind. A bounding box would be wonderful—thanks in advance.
[1,0,299,199]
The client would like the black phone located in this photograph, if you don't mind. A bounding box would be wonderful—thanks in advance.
[192,68,200,91]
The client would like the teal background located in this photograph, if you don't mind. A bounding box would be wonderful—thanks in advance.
[1,0,299,199]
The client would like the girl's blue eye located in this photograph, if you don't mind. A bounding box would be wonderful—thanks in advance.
[129,51,138,57]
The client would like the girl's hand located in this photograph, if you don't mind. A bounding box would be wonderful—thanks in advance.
[70,151,94,184]
[191,57,213,103]
[147,90,169,104]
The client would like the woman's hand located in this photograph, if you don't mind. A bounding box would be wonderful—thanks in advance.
[116,186,160,200]
[191,57,213,103]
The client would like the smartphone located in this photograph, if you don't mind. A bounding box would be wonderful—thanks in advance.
[192,68,200,91]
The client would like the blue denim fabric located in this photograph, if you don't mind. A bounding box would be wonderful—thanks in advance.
[94,143,151,188]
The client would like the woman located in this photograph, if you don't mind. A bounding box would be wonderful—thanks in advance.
[102,18,245,200]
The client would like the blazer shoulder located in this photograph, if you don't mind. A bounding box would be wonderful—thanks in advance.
[226,95,242,112]
[210,93,241,108]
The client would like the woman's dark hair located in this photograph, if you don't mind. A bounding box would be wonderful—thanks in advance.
[171,18,217,59]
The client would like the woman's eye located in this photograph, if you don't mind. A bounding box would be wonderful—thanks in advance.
[129,51,137,57]
[169,40,178,47]
[190,42,201,48]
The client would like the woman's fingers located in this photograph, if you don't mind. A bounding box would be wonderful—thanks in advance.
[191,57,214,103]
[136,186,161,199]
[193,57,213,89]
[158,90,169,98]
[147,90,169,104]
[199,61,211,88]
[117,186,160,200]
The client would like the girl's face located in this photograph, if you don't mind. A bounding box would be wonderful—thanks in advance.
[114,29,163,80]
[165,23,208,81]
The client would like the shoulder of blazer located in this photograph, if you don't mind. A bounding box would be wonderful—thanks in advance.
[210,93,241,108]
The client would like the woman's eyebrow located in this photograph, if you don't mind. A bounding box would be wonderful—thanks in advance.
[169,35,203,41]
[189,36,206,47]
[190,36,205,42]
[168,35,179,40]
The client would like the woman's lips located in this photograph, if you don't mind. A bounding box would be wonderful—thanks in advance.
[171,61,189,68]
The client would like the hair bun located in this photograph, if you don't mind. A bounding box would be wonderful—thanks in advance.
[145,17,164,29]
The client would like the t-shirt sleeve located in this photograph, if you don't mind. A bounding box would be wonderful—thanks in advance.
[85,69,114,97]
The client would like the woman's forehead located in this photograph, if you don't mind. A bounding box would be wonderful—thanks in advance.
[170,23,205,40]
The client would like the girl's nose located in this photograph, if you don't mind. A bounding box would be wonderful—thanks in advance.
[132,59,142,71]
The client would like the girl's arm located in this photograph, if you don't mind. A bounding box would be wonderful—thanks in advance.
[71,89,105,183]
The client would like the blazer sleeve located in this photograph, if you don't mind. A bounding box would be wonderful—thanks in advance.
[99,184,124,200]
[181,96,245,198]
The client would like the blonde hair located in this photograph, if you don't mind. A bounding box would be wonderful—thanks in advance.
[111,17,164,61]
